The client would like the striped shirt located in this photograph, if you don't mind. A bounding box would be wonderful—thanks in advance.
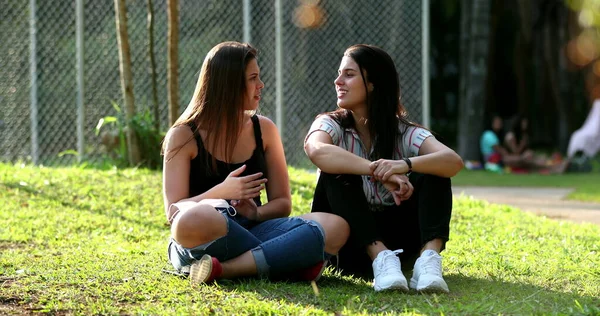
[306,114,433,207]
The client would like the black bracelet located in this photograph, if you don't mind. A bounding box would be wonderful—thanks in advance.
[402,157,412,175]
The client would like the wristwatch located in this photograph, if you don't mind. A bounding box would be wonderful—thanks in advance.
[402,157,412,175]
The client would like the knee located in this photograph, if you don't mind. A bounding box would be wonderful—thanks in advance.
[171,204,227,248]
[420,173,451,188]
[319,172,362,186]
[304,212,349,254]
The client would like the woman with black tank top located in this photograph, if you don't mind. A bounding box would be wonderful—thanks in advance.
[162,42,349,284]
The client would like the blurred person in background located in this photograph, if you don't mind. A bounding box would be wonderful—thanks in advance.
[504,114,531,156]
[481,114,568,174]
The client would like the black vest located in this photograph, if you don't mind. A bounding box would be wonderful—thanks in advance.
[187,115,267,206]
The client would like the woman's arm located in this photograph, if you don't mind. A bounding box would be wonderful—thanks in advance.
[371,137,464,180]
[304,130,372,175]
[410,137,464,177]
[255,116,292,220]
[162,126,197,220]
[162,126,265,222]
[504,132,519,154]
[517,134,529,154]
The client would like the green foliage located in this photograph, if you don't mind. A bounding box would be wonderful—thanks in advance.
[0,163,599,315]
[95,101,164,170]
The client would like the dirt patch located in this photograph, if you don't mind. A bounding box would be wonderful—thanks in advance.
[0,241,29,251]
[454,186,600,226]
[0,297,33,316]
[0,297,69,316]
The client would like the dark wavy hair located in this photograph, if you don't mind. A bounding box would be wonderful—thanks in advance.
[508,114,528,144]
[325,44,420,160]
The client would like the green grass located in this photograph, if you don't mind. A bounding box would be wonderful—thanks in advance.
[1,163,599,315]
[452,169,600,203]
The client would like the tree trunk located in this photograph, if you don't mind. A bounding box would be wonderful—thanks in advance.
[542,0,569,152]
[531,0,546,145]
[167,0,179,126]
[556,5,573,152]
[457,0,491,161]
[514,0,533,116]
[114,0,140,165]
[458,0,471,126]
[147,0,160,132]
[484,0,501,118]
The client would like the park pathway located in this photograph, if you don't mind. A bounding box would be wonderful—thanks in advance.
[453,186,600,226]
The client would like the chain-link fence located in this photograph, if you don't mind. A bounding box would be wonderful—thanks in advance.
[1,0,423,168]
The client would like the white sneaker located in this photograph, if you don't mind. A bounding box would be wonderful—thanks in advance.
[410,249,449,293]
[372,249,409,292]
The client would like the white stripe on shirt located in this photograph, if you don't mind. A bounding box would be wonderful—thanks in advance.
[306,114,433,206]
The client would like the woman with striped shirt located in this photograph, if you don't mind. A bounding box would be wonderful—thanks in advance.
[304,44,463,293]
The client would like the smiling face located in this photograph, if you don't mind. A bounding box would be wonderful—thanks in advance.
[334,56,369,112]
[243,58,264,111]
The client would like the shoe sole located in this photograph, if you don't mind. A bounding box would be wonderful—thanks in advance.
[374,280,409,292]
[189,254,213,284]
[410,277,449,293]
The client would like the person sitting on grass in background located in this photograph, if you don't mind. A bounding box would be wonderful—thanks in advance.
[480,114,506,172]
[162,41,349,285]
[480,114,568,174]
[504,114,531,156]
[304,44,464,293]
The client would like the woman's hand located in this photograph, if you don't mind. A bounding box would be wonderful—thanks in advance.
[381,174,414,205]
[217,165,268,200]
[231,198,259,221]
[370,159,409,182]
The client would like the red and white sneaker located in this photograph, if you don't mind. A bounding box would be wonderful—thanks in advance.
[297,261,327,282]
[189,254,223,284]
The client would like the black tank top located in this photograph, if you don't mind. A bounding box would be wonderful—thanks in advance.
[187,115,267,206]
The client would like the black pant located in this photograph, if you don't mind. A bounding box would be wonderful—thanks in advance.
[311,172,453,278]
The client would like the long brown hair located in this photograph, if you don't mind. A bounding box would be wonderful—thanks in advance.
[327,44,419,160]
[163,41,258,173]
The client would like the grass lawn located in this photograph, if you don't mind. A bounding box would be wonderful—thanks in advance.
[1,163,599,315]
[452,169,600,203]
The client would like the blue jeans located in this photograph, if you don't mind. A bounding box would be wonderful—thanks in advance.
[168,207,331,279]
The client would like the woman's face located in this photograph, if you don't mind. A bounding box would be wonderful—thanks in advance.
[334,56,368,111]
[243,58,264,111]
[492,116,503,132]
[520,118,528,131]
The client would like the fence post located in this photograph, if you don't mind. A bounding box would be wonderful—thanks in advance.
[243,0,251,43]
[29,0,39,165]
[275,0,283,132]
[422,0,430,128]
[76,0,85,162]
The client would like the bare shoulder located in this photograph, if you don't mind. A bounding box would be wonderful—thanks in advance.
[164,125,197,158]
[256,115,281,149]
[257,115,278,132]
